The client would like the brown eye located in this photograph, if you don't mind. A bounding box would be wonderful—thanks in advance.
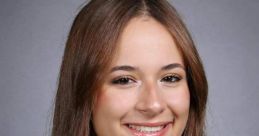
[111,76,136,85]
[161,75,181,83]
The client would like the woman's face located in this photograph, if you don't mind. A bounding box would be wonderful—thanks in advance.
[92,17,190,136]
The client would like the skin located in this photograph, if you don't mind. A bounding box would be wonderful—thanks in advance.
[92,17,190,136]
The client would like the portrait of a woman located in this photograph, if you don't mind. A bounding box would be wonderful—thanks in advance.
[51,0,208,136]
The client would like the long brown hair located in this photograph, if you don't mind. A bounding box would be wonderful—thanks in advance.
[52,0,208,136]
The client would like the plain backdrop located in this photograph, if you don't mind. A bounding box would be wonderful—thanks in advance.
[0,0,258,136]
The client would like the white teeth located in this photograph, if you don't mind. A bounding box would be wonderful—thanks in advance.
[128,124,164,133]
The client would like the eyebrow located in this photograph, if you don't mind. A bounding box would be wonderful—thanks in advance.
[110,63,185,73]
[161,63,185,71]
[110,65,138,72]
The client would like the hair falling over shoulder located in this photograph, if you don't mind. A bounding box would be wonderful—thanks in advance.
[51,0,208,136]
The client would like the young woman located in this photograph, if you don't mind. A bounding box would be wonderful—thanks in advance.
[52,0,208,136]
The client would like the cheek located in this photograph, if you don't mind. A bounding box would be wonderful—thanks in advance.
[93,88,136,120]
[92,88,137,135]
[164,85,190,116]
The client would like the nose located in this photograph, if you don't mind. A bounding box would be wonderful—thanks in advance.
[135,82,166,117]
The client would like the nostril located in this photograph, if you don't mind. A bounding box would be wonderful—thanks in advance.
[135,101,165,117]
[135,84,166,116]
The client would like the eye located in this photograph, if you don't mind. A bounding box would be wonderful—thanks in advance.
[161,74,182,83]
[111,76,136,85]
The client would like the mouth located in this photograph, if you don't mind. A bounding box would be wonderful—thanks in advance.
[124,122,171,136]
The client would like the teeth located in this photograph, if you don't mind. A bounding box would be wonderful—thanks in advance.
[128,124,164,133]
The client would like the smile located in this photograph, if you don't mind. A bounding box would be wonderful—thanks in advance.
[125,122,171,136]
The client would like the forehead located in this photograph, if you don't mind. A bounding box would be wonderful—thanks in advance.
[113,17,183,68]
[118,17,175,49]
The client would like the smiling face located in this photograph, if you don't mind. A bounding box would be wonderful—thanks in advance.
[92,17,190,136]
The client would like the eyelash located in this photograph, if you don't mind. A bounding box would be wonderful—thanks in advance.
[111,76,136,85]
[111,74,182,86]
[160,74,182,83]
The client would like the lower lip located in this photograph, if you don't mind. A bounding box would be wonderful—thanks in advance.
[126,123,171,136]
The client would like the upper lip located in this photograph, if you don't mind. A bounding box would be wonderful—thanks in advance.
[125,121,172,127]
